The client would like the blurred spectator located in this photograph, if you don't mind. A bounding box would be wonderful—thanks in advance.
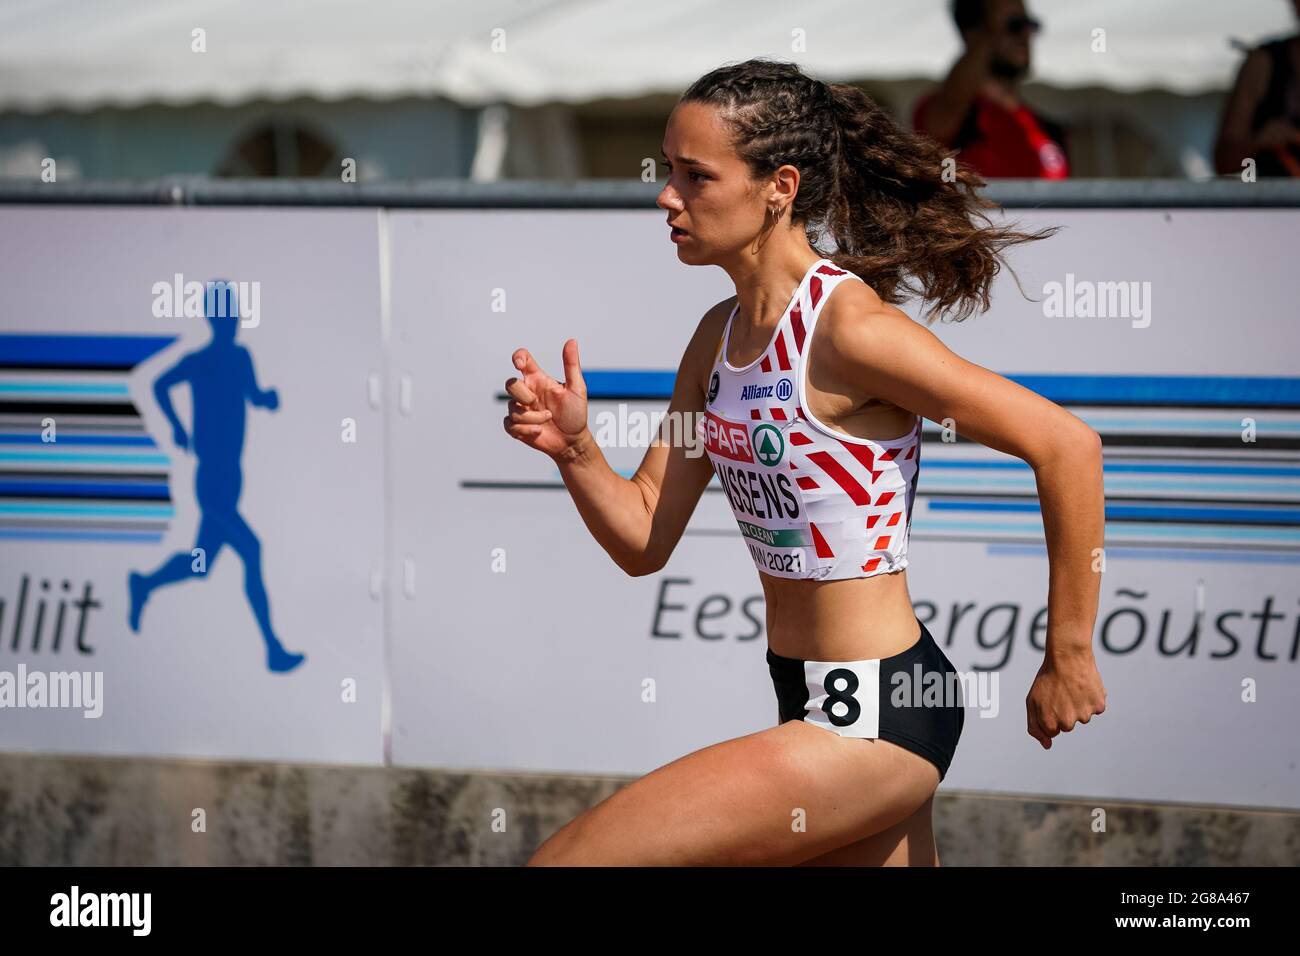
[913,0,1069,179]
[1213,1,1300,177]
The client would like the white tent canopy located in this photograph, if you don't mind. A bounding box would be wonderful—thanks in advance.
[0,0,1294,111]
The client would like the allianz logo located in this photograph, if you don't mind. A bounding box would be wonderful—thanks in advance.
[740,378,793,402]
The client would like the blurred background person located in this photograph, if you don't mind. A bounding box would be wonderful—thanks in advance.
[913,0,1069,179]
[1214,0,1300,176]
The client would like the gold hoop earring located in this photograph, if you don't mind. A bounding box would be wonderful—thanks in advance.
[752,204,782,255]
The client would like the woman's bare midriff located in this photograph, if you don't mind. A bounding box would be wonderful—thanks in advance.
[760,568,921,661]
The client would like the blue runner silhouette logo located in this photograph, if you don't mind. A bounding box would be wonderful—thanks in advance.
[128,281,305,673]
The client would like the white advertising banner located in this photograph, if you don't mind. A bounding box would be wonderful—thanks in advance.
[0,207,387,764]
[385,208,1300,812]
[2,203,1296,810]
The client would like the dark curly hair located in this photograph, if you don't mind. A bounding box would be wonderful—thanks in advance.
[680,57,1054,323]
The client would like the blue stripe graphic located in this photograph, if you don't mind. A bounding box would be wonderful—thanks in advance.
[0,452,170,465]
[918,518,1300,541]
[0,480,169,500]
[0,334,176,367]
[582,370,1300,406]
[926,459,1300,477]
[0,383,130,395]
[1103,461,1300,477]
[1074,416,1300,431]
[0,503,174,517]
[0,529,165,543]
[0,333,180,546]
[0,434,156,447]
[985,544,1300,565]
[924,477,1300,496]
[584,370,677,398]
[929,500,1300,524]
[1006,375,1300,407]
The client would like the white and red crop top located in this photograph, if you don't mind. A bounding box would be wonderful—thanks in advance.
[697,258,922,581]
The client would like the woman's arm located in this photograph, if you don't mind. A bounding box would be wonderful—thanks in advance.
[917,0,1028,144]
[916,29,994,145]
[506,302,727,576]
[816,283,1107,747]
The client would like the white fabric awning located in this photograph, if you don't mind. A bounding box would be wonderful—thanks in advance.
[1,0,1294,111]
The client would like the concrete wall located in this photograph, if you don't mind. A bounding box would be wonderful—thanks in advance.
[1,752,1296,866]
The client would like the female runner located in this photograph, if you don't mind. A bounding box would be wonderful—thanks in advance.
[505,58,1106,866]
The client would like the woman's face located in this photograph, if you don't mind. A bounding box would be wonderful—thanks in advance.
[657,101,769,264]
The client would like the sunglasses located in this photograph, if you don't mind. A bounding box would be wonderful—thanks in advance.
[1004,14,1042,34]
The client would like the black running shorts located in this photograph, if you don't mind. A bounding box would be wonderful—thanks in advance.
[766,618,965,780]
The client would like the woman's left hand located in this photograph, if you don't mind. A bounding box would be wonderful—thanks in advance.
[1025,649,1106,750]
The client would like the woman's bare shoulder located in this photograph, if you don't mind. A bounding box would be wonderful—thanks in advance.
[814,279,937,388]
[818,279,913,349]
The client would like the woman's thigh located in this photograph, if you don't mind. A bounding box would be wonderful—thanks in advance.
[795,795,938,866]
[526,720,940,866]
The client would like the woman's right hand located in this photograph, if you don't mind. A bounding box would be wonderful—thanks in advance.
[504,339,592,461]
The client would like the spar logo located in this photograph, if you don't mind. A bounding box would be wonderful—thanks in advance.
[700,409,753,463]
[753,423,784,466]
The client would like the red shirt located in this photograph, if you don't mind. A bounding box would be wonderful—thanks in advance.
[913,91,1069,179]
